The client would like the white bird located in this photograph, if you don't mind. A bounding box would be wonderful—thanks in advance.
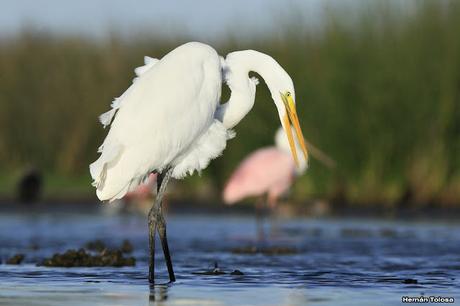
[89,42,308,283]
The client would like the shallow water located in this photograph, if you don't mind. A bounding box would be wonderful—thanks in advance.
[0,208,459,306]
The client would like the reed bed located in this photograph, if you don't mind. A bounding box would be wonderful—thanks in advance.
[0,1,459,207]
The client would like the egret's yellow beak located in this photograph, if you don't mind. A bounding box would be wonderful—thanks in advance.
[281,92,309,167]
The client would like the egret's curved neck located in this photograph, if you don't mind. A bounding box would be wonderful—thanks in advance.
[215,50,284,129]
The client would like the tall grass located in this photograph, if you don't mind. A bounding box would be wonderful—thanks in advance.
[0,1,459,207]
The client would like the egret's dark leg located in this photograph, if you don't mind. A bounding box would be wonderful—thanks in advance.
[148,197,157,283]
[148,168,175,283]
[156,168,175,282]
[157,211,176,282]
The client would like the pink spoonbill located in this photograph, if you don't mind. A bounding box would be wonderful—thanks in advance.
[223,127,335,237]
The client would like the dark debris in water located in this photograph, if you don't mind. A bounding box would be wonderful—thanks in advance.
[231,246,298,255]
[194,268,227,275]
[378,277,420,285]
[6,254,25,265]
[403,278,418,284]
[39,248,135,267]
[193,262,244,276]
[4,239,137,267]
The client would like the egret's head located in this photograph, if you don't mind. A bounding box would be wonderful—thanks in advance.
[268,74,308,168]
[227,49,308,167]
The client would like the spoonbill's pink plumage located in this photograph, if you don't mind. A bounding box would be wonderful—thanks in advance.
[222,127,333,208]
[223,128,334,240]
[223,147,295,207]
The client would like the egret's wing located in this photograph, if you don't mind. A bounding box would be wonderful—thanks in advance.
[134,56,159,77]
[90,42,223,201]
[99,56,160,128]
[99,93,129,128]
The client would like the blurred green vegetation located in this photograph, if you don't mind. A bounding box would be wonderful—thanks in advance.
[0,1,459,208]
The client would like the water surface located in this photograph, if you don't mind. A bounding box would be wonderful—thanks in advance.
[0,208,459,305]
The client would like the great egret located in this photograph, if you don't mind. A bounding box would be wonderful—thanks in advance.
[89,42,308,283]
[223,127,335,238]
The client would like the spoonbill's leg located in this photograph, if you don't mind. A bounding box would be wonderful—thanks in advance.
[269,199,281,239]
[255,196,266,241]
[148,168,175,283]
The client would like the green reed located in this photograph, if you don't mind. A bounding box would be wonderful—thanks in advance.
[0,1,459,207]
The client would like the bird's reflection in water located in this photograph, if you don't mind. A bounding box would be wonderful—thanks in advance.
[149,284,169,305]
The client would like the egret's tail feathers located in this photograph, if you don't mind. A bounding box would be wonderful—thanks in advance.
[172,120,234,179]
[89,162,105,188]
[90,143,151,202]
[97,177,133,203]
[89,143,123,194]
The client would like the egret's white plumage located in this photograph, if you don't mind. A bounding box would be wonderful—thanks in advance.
[97,57,159,128]
[90,42,308,202]
[134,56,159,77]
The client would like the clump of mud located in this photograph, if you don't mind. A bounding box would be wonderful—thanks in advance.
[6,254,25,265]
[40,248,135,267]
[231,246,298,255]
[40,239,136,267]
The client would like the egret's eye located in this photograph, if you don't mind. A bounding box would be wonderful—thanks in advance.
[286,91,291,97]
